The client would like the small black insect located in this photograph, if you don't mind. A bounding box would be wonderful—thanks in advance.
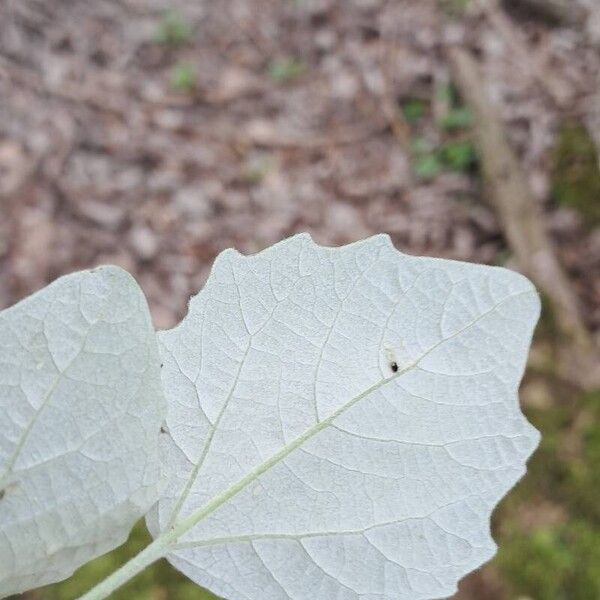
[384,344,400,375]
[0,489,4,501]
[160,363,164,368]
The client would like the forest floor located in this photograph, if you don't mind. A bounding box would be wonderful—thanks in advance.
[1,1,599,599]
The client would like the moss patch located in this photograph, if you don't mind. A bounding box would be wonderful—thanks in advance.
[495,388,600,599]
[551,122,600,228]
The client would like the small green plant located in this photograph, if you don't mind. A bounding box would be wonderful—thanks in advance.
[154,11,192,46]
[435,83,473,130]
[405,81,476,178]
[401,98,426,124]
[440,107,473,130]
[414,154,443,180]
[410,136,476,179]
[410,137,441,181]
[439,0,471,17]
[268,58,306,84]
[439,140,476,172]
[171,63,196,92]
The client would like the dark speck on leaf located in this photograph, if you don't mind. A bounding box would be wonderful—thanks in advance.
[390,361,398,373]
[0,482,17,499]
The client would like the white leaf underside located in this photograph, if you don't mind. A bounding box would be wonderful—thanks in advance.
[0,267,165,596]
[151,234,541,600]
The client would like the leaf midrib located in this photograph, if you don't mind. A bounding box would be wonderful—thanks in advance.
[163,288,533,547]
[164,245,385,526]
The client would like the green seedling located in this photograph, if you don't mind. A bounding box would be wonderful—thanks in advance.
[414,154,443,180]
[439,140,476,172]
[154,11,192,46]
[401,98,426,124]
[440,107,473,130]
[268,58,306,84]
[171,63,196,92]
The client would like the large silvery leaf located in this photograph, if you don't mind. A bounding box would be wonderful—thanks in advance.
[0,266,165,595]
[150,234,540,600]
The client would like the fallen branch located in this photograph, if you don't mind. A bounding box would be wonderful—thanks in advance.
[448,45,600,390]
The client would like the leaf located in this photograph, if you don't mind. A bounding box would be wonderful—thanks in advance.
[268,58,306,84]
[440,107,473,130]
[414,153,442,180]
[154,10,192,46]
[150,234,540,600]
[439,140,477,173]
[0,266,165,595]
[401,99,426,124]
[171,63,197,93]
